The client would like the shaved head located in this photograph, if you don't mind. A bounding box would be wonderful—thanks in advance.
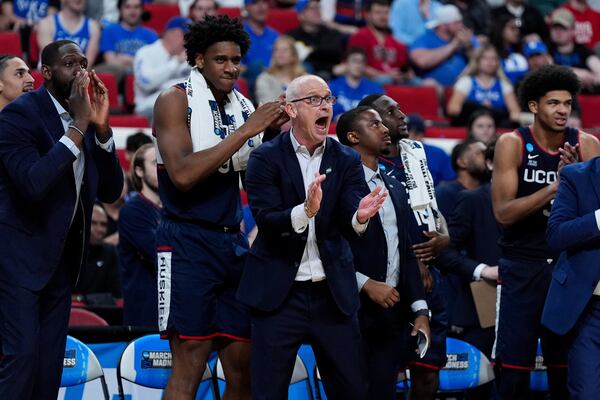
[285,74,326,101]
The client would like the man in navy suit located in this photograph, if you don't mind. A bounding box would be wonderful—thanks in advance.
[543,156,600,399]
[0,40,124,399]
[237,74,387,400]
[336,105,431,399]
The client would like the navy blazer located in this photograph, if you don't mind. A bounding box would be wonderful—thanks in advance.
[237,132,369,315]
[436,183,502,327]
[0,86,124,291]
[346,171,425,328]
[542,157,600,335]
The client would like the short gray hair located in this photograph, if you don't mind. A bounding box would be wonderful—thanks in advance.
[285,74,327,101]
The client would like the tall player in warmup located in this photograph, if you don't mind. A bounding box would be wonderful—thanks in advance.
[492,64,600,399]
[153,16,285,400]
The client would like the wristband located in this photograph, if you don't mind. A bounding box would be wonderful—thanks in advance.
[68,125,85,138]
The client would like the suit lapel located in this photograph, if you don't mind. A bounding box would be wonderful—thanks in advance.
[591,157,600,205]
[36,85,67,142]
[281,132,306,201]
[318,137,337,201]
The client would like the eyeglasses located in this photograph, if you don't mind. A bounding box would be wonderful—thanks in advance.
[290,95,337,107]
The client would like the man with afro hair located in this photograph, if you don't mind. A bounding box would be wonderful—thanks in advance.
[492,64,600,399]
[153,15,286,400]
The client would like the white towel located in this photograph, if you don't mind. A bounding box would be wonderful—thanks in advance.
[186,67,262,172]
[398,139,441,232]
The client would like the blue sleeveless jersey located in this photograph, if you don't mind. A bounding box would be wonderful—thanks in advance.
[54,14,91,52]
[156,83,243,227]
[466,77,506,110]
[500,126,580,261]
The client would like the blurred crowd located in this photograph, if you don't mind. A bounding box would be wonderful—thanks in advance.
[4,0,600,128]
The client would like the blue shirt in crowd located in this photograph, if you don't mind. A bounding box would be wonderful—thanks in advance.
[100,23,158,57]
[410,29,477,86]
[330,77,383,120]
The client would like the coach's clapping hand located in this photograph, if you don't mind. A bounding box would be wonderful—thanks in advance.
[305,173,326,218]
[357,186,387,224]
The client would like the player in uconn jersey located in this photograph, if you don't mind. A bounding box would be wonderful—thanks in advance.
[152,16,286,400]
[492,64,600,399]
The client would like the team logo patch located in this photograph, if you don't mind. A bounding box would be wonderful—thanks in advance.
[526,143,534,153]
[63,349,77,368]
[141,350,172,369]
[444,353,470,370]
[157,248,172,333]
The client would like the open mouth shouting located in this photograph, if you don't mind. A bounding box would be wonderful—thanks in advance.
[315,115,330,134]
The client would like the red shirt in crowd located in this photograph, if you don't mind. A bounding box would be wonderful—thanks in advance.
[348,27,408,74]
[564,3,600,49]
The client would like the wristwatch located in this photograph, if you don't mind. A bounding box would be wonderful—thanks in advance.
[414,308,432,320]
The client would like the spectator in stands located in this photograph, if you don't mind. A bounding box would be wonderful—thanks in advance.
[184,0,217,22]
[96,0,158,83]
[491,15,528,86]
[492,0,549,43]
[410,4,478,87]
[449,0,492,40]
[119,144,161,328]
[523,39,554,71]
[1,0,58,29]
[529,0,567,16]
[37,0,101,66]
[321,0,365,34]
[124,130,152,166]
[549,8,600,93]
[347,0,412,86]
[255,35,305,104]
[0,55,34,111]
[390,0,441,46]
[330,47,383,121]
[435,139,487,219]
[241,0,279,87]
[467,108,497,144]
[288,0,345,80]
[447,45,521,128]
[406,113,457,185]
[563,0,600,50]
[133,16,191,118]
[73,204,122,305]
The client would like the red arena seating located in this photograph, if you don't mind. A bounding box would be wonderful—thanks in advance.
[266,8,300,34]
[578,95,600,129]
[426,126,467,139]
[109,115,149,128]
[0,31,23,58]
[218,7,242,19]
[384,85,442,122]
[96,72,120,110]
[69,308,109,327]
[124,74,135,110]
[31,69,44,89]
[143,3,180,35]
[29,30,39,67]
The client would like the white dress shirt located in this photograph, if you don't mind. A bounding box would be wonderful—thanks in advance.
[288,130,367,281]
[49,91,114,220]
[356,165,428,313]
